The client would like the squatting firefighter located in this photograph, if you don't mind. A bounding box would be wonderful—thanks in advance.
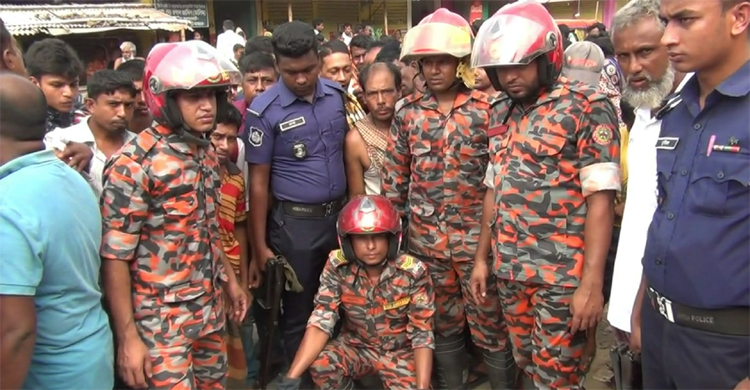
[381,8,517,390]
[276,195,435,390]
[100,40,249,390]
[470,2,621,389]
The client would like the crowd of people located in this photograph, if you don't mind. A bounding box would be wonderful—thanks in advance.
[0,0,748,390]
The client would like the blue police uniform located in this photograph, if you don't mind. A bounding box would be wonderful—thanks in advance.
[640,61,750,389]
[242,77,348,362]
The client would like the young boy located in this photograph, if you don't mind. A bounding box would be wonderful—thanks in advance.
[24,38,92,171]
[211,105,253,388]
[277,195,436,390]
[24,38,84,132]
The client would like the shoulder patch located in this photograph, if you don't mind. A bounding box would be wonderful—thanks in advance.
[593,125,614,146]
[395,254,425,276]
[605,63,617,77]
[329,250,349,267]
[248,126,263,147]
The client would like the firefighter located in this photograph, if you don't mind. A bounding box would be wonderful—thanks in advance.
[471,2,621,388]
[382,8,516,389]
[277,195,435,390]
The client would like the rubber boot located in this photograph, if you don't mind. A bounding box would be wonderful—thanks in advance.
[337,377,355,390]
[433,334,468,389]
[521,373,535,390]
[483,348,519,390]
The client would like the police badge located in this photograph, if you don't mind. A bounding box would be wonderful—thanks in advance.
[293,142,307,159]
[248,126,263,147]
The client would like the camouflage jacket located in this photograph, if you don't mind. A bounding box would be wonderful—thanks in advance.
[307,250,436,351]
[382,86,491,261]
[486,77,621,287]
[100,125,227,346]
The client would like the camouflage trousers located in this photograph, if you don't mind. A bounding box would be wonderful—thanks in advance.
[147,329,228,390]
[497,280,587,389]
[309,339,417,390]
[421,255,507,352]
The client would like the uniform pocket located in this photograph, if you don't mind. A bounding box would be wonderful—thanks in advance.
[459,141,489,176]
[161,194,199,250]
[688,153,750,216]
[515,213,572,265]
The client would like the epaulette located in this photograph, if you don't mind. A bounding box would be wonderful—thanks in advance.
[329,249,349,268]
[320,77,345,93]
[247,88,279,117]
[489,91,511,108]
[469,89,491,105]
[567,81,608,105]
[395,92,423,114]
[394,254,426,276]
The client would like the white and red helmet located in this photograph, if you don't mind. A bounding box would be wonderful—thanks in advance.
[472,1,564,89]
[337,195,402,262]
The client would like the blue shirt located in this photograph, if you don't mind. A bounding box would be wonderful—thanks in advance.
[643,61,750,309]
[0,150,114,390]
[243,77,348,204]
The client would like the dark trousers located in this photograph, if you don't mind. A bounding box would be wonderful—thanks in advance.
[640,297,750,389]
[267,203,339,364]
[252,298,285,363]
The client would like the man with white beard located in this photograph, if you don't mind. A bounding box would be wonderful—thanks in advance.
[606,0,691,343]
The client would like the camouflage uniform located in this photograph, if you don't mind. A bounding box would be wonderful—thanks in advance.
[382,86,506,348]
[484,78,621,389]
[101,125,228,390]
[307,250,436,390]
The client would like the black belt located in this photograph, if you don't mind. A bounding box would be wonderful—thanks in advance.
[647,286,750,336]
[278,198,345,218]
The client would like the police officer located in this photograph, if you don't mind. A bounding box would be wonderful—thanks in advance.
[630,1,750,389]
[242,21,348,377]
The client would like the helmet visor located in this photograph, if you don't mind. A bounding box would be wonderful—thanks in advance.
[149,41,242,94]
[401,23,472,60]
[471,14,547,69]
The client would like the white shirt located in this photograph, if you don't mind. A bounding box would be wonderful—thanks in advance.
[236,140,250,211]
[44,117,136,199]
[607,73,693,332]
[343,33,353,46]
[216,30,245,62]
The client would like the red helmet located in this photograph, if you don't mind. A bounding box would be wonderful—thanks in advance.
[337,195,402,263]
[471,1,563,88]
[401,8,473,60]
[144,40,241,128]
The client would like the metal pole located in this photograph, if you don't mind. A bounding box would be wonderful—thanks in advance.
[287,1,293,22]
[383,1,388,36]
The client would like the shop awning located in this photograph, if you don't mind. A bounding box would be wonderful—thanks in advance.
[555,19,599,29]
[0,3,193,36]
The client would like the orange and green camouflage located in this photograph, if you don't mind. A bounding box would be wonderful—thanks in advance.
[381,85,508,353]
[306,250,435,389]
[100,124,229,389]
[486,77,621,388]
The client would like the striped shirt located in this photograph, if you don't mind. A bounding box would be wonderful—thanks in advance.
[218,163,247,273]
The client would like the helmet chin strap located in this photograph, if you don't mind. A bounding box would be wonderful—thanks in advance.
[178,125,212,147]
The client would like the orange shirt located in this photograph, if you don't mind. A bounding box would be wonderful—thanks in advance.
[218,163,247,274]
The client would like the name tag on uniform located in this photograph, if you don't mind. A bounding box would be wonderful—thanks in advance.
[655,137,679,150]
[383,297,410,311]
[488,125,509,137]
[280,116,306,132]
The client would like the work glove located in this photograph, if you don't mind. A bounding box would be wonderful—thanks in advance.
[276,375,302,390]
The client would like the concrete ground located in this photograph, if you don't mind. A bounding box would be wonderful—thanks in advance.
[241,310,617,390]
